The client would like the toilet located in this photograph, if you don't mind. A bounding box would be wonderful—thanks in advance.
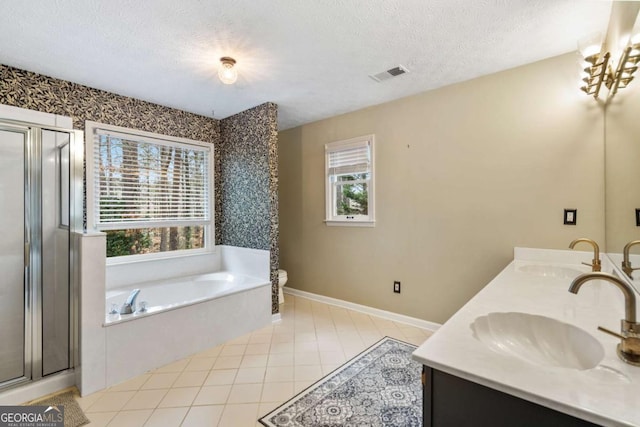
[278,269,288,304]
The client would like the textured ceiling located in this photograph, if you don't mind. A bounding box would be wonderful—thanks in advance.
[0,0,612,130]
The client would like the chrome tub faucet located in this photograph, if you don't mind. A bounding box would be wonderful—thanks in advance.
[120,289,141,315]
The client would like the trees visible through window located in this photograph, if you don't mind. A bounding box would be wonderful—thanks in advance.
[87,122,213,258]
[325,135,375,226]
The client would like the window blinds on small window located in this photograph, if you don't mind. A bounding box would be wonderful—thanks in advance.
[327,141,371,175]
[92,129,211,230]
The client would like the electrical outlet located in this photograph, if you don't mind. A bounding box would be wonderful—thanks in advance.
[564,209,577,225]
[393,281,401,293]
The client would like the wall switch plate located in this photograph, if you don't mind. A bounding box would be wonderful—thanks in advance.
[564,209,577,225]
[393,281,401,293]
[636,209,640,227]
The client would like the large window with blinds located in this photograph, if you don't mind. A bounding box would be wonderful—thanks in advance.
[325,135,375,226]
[86,121,214,259]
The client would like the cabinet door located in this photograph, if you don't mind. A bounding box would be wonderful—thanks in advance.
[424,367,599,427]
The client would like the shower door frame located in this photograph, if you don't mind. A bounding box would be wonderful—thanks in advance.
[0,119,83,391]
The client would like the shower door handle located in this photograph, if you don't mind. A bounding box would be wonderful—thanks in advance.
[24,242,30,268]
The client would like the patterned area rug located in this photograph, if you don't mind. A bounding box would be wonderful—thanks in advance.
[259,337,422,427]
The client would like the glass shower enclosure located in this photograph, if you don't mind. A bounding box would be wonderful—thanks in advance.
[0,119,82,391]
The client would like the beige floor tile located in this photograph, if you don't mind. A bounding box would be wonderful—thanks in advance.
[106,409,153,427]
[267,352,293,367]
[220,344,247,357]
[269,342,294,354]
[85,411,117,427]
[318,338,342,351]
[123,389,168,410]
[319,351,346,365]
[271,333,294,344]
[244,343,270,355]
[226,334,251,345]
[158,387,200,408]
[108,374,152,392]
[234,367,266,384]
[294,341,319,353]
[184,357,216,372]
[322,364,341,376]
[294,381,314,393]
[204,369,237,386]
[294,351,320,366]
[153,359,190,374]
[258,401,282,417]
[227,383,262,404]
[294,365,323,382]
[192,345,222,359]
[180,405,224,427]
[248,334,271,344]
[75,391,104,411]
[212,355,243,370]
[192,385,232,405]
[173,371,207,388]
[240,354,268,368]
[260,382,295,403]
[217,403,259,427]
[141,372,180,390]
[86,391,136,413]
[294,332,317,342]
[264,366,294,383]
[144,407,188,427]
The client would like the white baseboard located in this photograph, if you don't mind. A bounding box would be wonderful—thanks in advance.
[284,288,441,332]
[271,313,282,323]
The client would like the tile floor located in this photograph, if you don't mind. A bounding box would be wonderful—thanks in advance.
[76,294,433,427]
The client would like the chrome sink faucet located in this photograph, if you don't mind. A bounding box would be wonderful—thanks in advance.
[120,289,141,315]
[569,272,640,366]
[622,240,640,279]
[569,238,601,272]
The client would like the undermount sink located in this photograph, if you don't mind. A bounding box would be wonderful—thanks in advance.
[516,264,585,279]
[471,312,604,370]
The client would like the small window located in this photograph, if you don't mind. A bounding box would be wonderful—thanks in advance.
[325,135,375,226]
[85,122,213,260]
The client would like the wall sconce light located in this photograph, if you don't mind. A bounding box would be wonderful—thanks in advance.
[579,33,640,100]
[218,57,238,85]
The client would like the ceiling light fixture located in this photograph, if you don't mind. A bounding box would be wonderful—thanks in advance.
[579,33,640,100]
[218,57,238,85]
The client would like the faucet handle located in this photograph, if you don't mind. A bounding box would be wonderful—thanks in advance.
[581,260,602,272]
[597,326,624,340]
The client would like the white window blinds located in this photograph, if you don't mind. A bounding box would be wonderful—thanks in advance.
[92,129,211,230]
[326,140,371,175]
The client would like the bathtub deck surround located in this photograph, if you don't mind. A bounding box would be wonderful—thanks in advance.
[79,238,273,396]
[413,247,640,426]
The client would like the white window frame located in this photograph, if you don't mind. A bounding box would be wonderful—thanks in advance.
[85,121,215,264]
[325,134,375,227]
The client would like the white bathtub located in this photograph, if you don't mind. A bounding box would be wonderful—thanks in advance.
[101,271,272,387]
[105,271,267,325]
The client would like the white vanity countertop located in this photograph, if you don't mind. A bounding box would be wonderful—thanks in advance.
[412,247,640,427]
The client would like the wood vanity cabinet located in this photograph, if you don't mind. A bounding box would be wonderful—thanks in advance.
[421,367,600,427]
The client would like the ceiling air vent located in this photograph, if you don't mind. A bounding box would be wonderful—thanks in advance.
[369,65,410,83]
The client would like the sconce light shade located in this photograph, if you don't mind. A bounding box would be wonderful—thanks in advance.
[578,32,603,63]
[218,57,238,85]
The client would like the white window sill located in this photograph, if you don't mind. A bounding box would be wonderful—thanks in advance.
[324,220,376,228]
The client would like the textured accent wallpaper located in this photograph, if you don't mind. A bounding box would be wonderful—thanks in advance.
[0,64,223,244]
[220,103,280,314]
[1,64,280,313]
